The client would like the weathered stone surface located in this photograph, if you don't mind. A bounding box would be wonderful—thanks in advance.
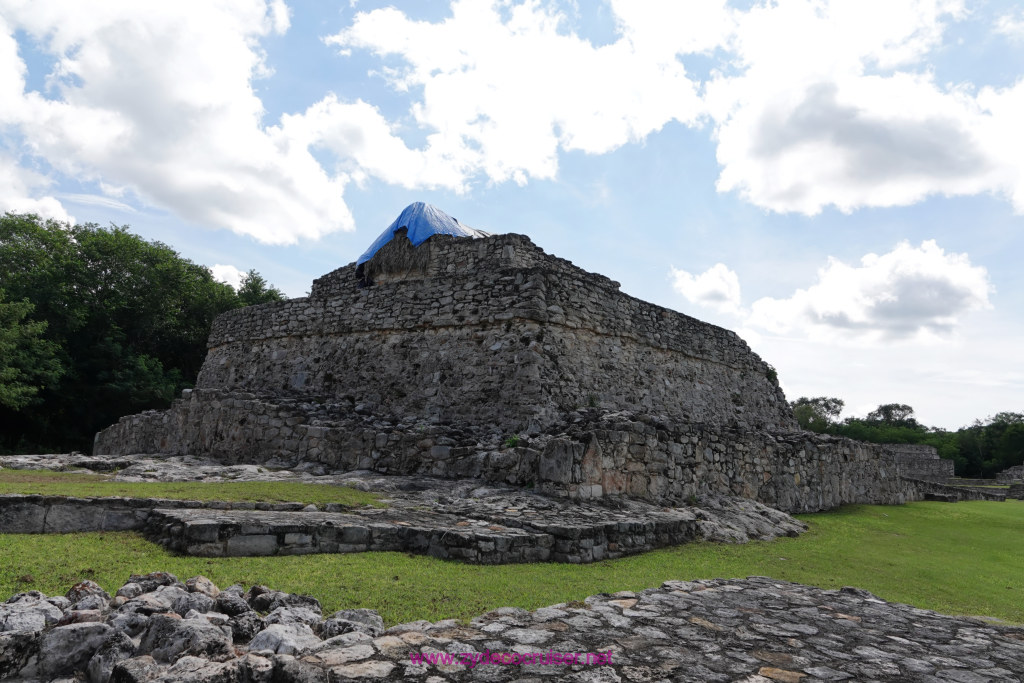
[321,609,385,639]
[38,621,113,676]
[249,623,323,655]
[85,231,949,515]
[66,578,111,607]
[127,571,186,593]
[186,575,221,599]
[138,613,234,663]
[0,629,39,678]
[249,590,322,616]
[122,584,191,616]
[265,605,323,628]
[4,575,1022,682]
[230,610,266,643]
[0,592,63,632]
[214,591,253,617]
[109,654,163,683]
[87,630,137,683]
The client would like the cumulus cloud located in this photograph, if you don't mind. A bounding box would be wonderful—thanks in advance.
[702,0,1024,214]
[995,11,1024,39]
[211,264,246,289]
[328,0,705,185]
[670,263,743,315]
[331,0,1024,215]
[0,152,73,222]
[0,0,351,243]
[746,241,992,342]
[3,0,1024,238]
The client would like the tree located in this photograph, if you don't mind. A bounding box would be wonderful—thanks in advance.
[0,213,285,452]
[237,269,285,307]
[0,291,63,410]
[866,403,919,428]
[790,396,844,432]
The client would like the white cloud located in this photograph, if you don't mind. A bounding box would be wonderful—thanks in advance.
[3,0,1024,239]
[746,240,992,342]
[274,95,471,192]
[0,152,73,222]
[328,0,704,185]
[701,0,1024,214]
[327,0,1024,215]
[59,193,135,213]
[211,264,246,290]
[670,263,743,315]
[0,0,352,244]
[995,11,1024,39]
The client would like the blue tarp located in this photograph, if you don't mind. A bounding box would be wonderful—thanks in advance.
[357,202,489,265]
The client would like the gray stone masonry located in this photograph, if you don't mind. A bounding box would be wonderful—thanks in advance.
[110,232,795,437]
[0,454,807,564]
[997,465,1024,483]
[93,231,954,514]
[878,443,953,481]
[96,398,945,514]
[3,575,1022,682]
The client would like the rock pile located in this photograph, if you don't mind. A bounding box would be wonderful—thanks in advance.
[0,571,387,682]
[2,575,1022,682]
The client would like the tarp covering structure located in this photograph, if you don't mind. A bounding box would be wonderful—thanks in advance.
[357,202,490,265]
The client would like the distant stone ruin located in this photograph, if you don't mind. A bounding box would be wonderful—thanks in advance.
[95,204,948,513]
[996,464,1024,483]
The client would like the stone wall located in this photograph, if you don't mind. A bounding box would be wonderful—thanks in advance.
[96,392,937,513]
[92,229,952,515]
[0,494,315,534]
[193,233,793,433]
[873,444,952,481]
[903,479,1008,502]
[996,465,1024,483]
[534,413,927,513]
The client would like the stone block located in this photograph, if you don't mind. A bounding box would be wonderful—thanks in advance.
[226,535,279,556]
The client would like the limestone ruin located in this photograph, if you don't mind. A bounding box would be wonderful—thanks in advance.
[93,203,956,515]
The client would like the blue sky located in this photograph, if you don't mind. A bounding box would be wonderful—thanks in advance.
[1,0,1022,429]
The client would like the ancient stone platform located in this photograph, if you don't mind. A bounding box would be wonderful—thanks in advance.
[2,574,1022,682]
[90,220,955,515]
[0,453,807,564]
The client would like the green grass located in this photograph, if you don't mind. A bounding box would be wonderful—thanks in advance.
[0,469,382,508]
[1,500,1021,625]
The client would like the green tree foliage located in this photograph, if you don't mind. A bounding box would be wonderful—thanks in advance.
[0,290,63,410]
[237,269,285,306]
[790,396,844,432]
[866,403,919,429]
[0,213,285,453]
[798,396,1023,478]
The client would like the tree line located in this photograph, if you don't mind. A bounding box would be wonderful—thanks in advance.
[0,213,284,453]
[791,397,1024,478]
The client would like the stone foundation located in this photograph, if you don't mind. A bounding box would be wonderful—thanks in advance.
[95,394,946,513]
[996,464,1024,483]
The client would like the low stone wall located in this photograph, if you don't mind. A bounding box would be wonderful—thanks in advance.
[996,465,1024,483]
[1006,483,1023,500]
[947,477,1002,486]
[535,415,929,513]
[903,479,1008,502]
[0,494,316,534]
[874,444,953,481]
[93,389,540,483]
[96,395,944,514]
[0,487,807,565]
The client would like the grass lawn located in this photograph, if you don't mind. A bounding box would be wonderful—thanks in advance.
[0,469,382,508]
[1,499,1021,625]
